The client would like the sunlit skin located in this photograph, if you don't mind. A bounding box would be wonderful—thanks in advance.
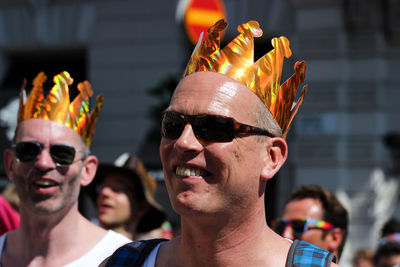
[2,118,106,266]
[157,71,295,267]
[161,73,275,221]
[7,119,89,218]
[98,72,341,267]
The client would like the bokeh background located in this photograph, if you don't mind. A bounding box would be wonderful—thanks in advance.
[0,0,399,266]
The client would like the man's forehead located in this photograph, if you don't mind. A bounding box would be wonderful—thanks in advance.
[283,198,324,219]
[16,118,83,144]
[176,72,246,94]
[170,72,259,117]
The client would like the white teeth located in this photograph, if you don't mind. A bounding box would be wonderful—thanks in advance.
[176,166,206,177]
[184,168,191,176]
[34,180,57,187]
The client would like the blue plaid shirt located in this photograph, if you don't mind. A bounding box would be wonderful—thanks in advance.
[106,239,336,267]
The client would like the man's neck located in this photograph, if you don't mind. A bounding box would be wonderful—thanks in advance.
[158,209,292,267]
[17,201,84,242]
[2,205,107,267]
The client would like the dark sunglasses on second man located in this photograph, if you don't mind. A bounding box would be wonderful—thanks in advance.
[161,111,274,142]
[11,141,86,166]
[271,218,335,237]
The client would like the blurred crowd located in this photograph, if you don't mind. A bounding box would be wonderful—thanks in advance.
[350,217,400,267]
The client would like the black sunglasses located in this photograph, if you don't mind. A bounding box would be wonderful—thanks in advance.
[11,141,87,166]
[161,111,274,142]
[272,218,335,238]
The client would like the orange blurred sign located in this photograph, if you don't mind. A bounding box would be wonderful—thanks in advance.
[184,0,226,45]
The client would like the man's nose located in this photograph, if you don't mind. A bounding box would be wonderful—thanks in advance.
[97,185,115,196]
[34,147,57,169]
[174,124,203,152]
[282,225,294,240]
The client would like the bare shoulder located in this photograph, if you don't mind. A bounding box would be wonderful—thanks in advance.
[155,237,179,266]
[75,216,110,252]
[331,262,341,267]
[80,215,108,239]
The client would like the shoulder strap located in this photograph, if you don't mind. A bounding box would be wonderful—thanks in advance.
[106,238,167,267]
[286,240,337,267]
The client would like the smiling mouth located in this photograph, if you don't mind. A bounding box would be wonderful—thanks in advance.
[33,180,59,188]
[99,203,112,208]
[97,203,113,212]
[176,166,208,177]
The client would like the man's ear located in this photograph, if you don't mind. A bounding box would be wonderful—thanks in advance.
[260,137,288,181]
[4,149,16,181]
[327,228,343,253]
[80,155,98,187]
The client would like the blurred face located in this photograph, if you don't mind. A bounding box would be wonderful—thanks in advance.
[281,198,330,250]
[376,254,400,267]
[355,258,373,267]
[96,174,133,227]
[6,119,87,216]
[160,72,272,219]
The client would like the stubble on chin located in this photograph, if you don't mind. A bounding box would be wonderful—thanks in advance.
[14,169,82,216]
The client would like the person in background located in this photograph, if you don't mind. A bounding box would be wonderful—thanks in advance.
[373,217,400,267]
[352,249,374,267]
[1,71,130,266]
[379,217,400,245]
[103,20,340,267]
[273,184,348,261]
[0,194,19,236]
[374,241,400,267]
[2,183,19,212]
[94,153,173,240]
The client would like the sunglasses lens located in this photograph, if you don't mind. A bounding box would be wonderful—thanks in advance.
[272,220,286,235]
[50,145,76,165]
[193,116,234,142]
[291,220,307,236]
[14,142,42,162]
[161,112,185,139]
[161,112,236,142]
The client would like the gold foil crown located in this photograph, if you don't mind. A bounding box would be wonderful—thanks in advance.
[17,71,104,147]
[184,20,307,138]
